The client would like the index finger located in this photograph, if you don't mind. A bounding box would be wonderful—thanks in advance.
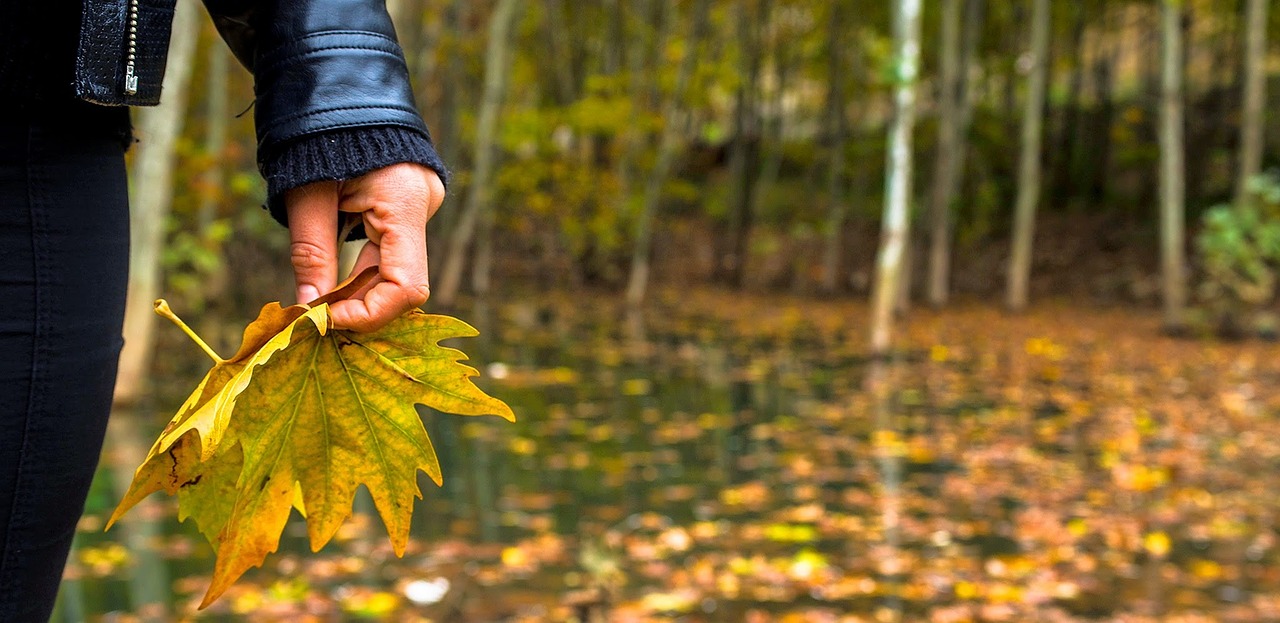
[286,181,341,304]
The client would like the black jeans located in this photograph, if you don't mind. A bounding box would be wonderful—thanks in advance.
[0,112,130,621]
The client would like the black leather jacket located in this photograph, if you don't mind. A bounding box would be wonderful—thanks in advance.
[76,0,430,169]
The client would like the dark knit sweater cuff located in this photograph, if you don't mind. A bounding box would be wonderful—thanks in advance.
[260,125,449,230]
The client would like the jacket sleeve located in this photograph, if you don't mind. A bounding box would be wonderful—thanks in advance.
[202,0,447,225]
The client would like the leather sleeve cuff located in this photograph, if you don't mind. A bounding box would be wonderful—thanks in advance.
[253,31,428,149]
[260,125,449,231]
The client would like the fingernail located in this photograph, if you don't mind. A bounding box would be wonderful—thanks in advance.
[299,285,321,304]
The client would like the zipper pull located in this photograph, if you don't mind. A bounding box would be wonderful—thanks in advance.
[124,64,138,95]
[124,0,139,95]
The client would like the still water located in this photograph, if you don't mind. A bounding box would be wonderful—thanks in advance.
[55,292,1280,622]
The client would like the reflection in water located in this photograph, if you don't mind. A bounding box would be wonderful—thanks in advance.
[113,412,172,622]
[59,295,1280,621]
[867,359,903,623]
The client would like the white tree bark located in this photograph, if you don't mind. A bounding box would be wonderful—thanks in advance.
[1160,0,1188,329]
[1236,0,1269,205]
[114,0,201,404]
[869,0,922,355]
[436,0,520,306]
[1004,0,1050,312]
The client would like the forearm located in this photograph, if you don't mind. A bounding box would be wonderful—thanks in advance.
[203,0,447,219]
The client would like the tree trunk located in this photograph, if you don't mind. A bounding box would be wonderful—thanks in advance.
[869,0,922,355]
[114,0,200,404]
[720,0,765,287]
[545,0,578,105]
[1050,0,1086,202]
[1236,0,1269,205]
[1004,0,1050,312]
[625,0,710,306]
[925,0,964,307]
[819,3,849,293]
[1090,57,1116,204]
[435,0,520,306]
[1160,0,1188,330]
[752,2,788,228]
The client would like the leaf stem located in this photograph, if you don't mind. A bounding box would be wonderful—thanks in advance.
[338,213,360,245]
[154,299,225,363]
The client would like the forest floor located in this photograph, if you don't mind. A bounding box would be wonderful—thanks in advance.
[66,284,1280,622]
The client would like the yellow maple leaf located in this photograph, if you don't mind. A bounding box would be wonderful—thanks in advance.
[107,268,514,608]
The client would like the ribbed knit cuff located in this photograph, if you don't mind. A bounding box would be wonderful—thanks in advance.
[260,125,449,234]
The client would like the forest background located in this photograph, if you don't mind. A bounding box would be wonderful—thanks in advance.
[120,0,1280,379]
[73,0,1280,621]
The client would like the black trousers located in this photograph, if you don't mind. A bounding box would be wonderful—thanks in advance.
[0,113,130,621]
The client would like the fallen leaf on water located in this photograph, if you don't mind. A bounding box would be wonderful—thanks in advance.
[108,267,515,607]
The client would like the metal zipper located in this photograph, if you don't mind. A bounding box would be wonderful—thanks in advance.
[124,0,139,94]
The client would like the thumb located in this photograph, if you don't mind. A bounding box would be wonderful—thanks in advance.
[285,181,341,304]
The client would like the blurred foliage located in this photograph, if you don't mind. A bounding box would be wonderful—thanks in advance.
[144,0,1280,302]
[1196,173,1280,329]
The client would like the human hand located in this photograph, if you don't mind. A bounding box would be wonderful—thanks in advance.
[285,163,445,332]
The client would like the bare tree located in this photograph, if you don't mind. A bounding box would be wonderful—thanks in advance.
[436,0,520,306]
[1160,0,1188,329]
[114,0,200,403]
[870,0,923,355]
[1005,0,1050,312]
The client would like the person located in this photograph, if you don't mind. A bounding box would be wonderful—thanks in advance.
[0,1,447,620]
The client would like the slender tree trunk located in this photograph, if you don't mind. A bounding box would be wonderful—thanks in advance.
[820,3,848,293]
[114,0,200,403]
[1236,0,1269,204]
[1160,0,1188,329]
[720,0,765,287]
[613,0,641,222]
[752,3,788,223]
[1004,0,1051,312]
[436,0,520,306]
[1090,57,1116,204]
[545,0,578,105]
[926,0,964,307]
[1051,0,1086,202]
[870,0,922,355]
[625,0,710,306]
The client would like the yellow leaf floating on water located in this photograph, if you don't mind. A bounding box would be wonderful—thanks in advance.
[107,268,514,608]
